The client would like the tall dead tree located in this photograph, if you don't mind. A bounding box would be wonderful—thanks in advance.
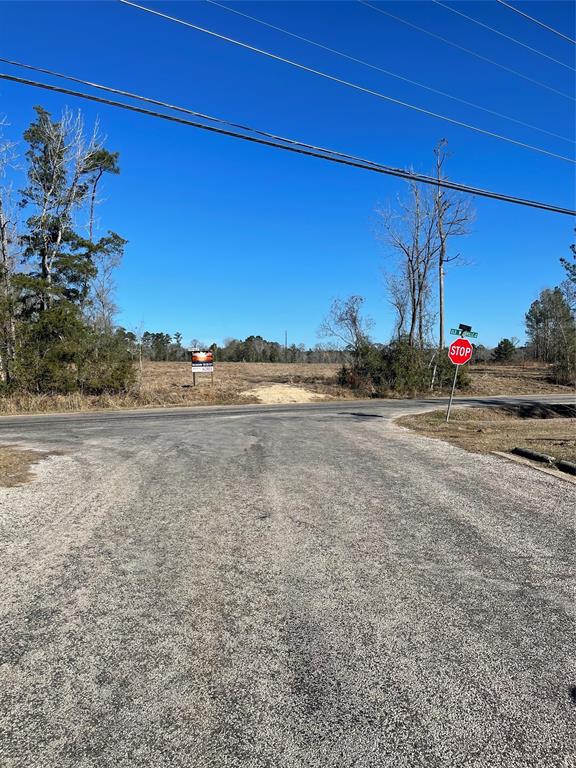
[0,131,17,384]
[380,181,440,348]
[88,231,127,332]
[0,197,16,384]
[433,140,473,348]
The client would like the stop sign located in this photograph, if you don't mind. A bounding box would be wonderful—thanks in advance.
[448,337,473,365]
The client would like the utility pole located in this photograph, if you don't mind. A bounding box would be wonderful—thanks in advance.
[435,139,448,351]
[284,330,288,362]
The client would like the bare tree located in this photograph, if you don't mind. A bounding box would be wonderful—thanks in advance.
[386,272,409,341]
[88,231,127,331]
[0,126,18,384]
[379,147,473,350]
[434,140,473,348]
[313,342,341,364]
[319,295,373,367]
[560,233,575,313]
[379,181,439,348]
[132,322,146,384]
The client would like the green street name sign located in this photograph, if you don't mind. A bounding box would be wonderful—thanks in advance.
[450,328,478,338]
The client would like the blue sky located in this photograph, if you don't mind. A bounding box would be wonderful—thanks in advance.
[1,0,574,348]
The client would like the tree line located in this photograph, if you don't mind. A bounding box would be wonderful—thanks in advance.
[479,240,575,379]
[131,331,345,364]
[214,336,344,364]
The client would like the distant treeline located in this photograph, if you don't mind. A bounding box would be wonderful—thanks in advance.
[131,332,345,364]
[214,336,344,364]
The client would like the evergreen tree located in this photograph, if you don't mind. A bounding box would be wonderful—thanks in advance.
[0,106,134,394]
[525,287,576,384]
[492,338,516,362]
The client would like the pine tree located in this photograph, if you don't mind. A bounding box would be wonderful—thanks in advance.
[492,338,516,362]
[4,106,134,393]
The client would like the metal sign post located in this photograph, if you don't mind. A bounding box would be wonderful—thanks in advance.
[446,366,459,422]
[446,334,474,422]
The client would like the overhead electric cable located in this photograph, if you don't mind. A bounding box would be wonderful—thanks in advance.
[1,54,508,170]
[0,57,446,171]
[495,0,576,45]
[0,71,573,216]
[116,0,575,163]
[202,0,572,144]
[0,55,340,148]
[432,0,575,71]
[358,0,575,101]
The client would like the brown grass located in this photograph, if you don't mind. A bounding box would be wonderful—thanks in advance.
[398,406,576,463]
[0,446,49,486]
[466,361,573,396]
[0,362,355,414]
[0,360,572,415]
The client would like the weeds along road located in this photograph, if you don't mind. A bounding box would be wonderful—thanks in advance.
[0,397,574,768]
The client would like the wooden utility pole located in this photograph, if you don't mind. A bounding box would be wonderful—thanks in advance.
[435,139,448,350]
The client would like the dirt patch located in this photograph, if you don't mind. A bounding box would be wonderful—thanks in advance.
[242,384,329,404]
[0,446,49,487]
[398,406,576,463]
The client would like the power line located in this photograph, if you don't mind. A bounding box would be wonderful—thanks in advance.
[0,55,330,148]
[117,0,574,163]
[358,1,575,102]
[495,0,576,45]
[432,0,575,71]
[0,71,573,216]
[0,56,435,170]
[203,0,572,144]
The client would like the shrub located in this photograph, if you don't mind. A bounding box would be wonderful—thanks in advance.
[551,346,576,386]
[13,304,88,393]
[12,304,135,394]
[78,330,136,394]
[338,341,470,396]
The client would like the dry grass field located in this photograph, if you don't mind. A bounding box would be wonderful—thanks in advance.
[0,360,572,415]
[0,362,353,414]
[398,405,576,464]
[466,362,574,396]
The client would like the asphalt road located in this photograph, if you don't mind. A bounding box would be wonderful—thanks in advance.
[0,397,574,768]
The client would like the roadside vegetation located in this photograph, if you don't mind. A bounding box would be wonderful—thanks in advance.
[0,111,574,415]
[0,107,134,397]
[316,150,574,398]
[0,360,568,415]
[398,405,576,464]
[0,361,353,413]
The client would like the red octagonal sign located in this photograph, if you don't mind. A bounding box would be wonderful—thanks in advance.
[448,337,473,365]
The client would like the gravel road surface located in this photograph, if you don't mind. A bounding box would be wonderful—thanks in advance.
[0,397,574,767]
